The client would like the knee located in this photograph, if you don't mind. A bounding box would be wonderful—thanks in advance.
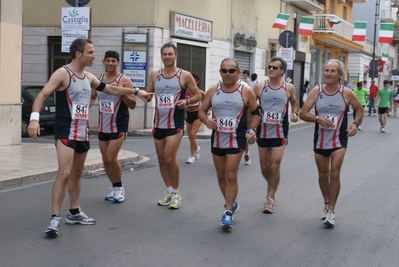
[225,171,238,184]
[103,156,117,165]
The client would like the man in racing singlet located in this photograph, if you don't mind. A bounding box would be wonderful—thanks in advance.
[143,42,201,209]
[299,59,363,227]
[253,56,299,214]
[27,39,140,237]
[198,58,261,229]
[93,50,144,203]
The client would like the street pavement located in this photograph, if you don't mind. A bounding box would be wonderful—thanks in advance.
[1,113,399,267]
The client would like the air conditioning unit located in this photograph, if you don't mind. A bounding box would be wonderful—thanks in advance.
[338,0,345,3]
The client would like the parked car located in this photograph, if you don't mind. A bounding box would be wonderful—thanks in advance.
[21,85,56,137]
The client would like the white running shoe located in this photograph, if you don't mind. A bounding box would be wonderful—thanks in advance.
[65,208,96,225]
[194,145,201,160]
[113,186,125,203]
[320,204,328,220]
[323,210,335,226]
[105,187,115,201]
[244,154,251,165]
[186,156,195,164]
[45,215,61,237]
[382,127,385,133]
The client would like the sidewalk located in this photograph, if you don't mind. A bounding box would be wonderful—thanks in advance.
[0,118,312,190]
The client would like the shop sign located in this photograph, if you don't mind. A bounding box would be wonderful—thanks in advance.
[61,31,89,52]
[170,12,212,42]
[231,29,257,53]
[61,7,90,31]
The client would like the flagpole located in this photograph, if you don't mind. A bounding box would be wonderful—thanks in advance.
[372,0,381,82]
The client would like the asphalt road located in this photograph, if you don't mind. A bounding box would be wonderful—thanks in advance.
[2,115,399,267]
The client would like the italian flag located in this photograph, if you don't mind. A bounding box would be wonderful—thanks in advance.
[381,52,389,62]
[272,13,290,29]
[298,16,314,36]
[352,21,367,41]
[378,23,394,43]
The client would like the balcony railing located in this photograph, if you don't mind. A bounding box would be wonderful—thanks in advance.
[313,14,353,41]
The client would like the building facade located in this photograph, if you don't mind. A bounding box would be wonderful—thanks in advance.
[22,0,314,131]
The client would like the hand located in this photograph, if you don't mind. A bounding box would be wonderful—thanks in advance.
[290,113,298,123]
[205,118,217,130]
[318,116,334,128]
[27,120,41,140]
[346,123,357,137]
[176,99,187,109]
[137,91,154,102]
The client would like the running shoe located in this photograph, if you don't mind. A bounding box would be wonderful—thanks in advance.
[45,215,61,237]
[263,198,274,213]
[373,113,377,116]
[232,201,240,214]
[186,156,195,164]
[221,211,233,229]
[194,145,201,160]
[357,126,362,130]
[366,113,370,116]
[323,210,335,226]
[382,127,385,133]
[65,208,96,225]
[320,204,329,220]
[104,187,115,201]
[244,154,251,165]
[169,192,181,209]
[113,186,125,203]
[157,191,172,206]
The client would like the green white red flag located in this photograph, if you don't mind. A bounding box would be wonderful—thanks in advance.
[272,13,290,30]
[298,16,314,36]
[352,21,367,41]
[381,52,389,62]
[378,23,394,43]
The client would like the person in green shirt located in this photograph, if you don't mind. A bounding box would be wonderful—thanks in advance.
[353,82,369,130]
[375,80,394,133]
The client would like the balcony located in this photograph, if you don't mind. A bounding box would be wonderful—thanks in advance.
[312,14,364,52]
[392,29,399,45]
[287,0,324,11]
[381,6,396,23]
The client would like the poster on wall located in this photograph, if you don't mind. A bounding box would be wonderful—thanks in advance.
[123,51,147,88]
[61,31,89,52]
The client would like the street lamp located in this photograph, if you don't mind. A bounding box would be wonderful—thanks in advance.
[370,0,381,81]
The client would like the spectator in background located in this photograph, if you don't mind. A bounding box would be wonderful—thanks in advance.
[250,73,259,90]
[393,83,399,117]
[368,80,378,116]
[242,70,251,86]
[353,82,369,130]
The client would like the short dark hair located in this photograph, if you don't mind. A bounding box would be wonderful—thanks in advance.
[251,73,258,81]
[104,50,120,61]
[357,82,363,86]
[191,73,200,82]
[243,70,250,75]
[161,42,178,55]
[383,80,389,85]
[70,38,92,59]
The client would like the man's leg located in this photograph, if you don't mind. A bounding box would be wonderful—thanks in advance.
[52,140,76,215]
[314,152,332,206]
[326,148,346,212]
[68,150,88,210]
[99,136,124,184]
[259,145,286,201]
[154,131,183,189]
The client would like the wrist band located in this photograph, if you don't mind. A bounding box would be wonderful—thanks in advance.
[135,87,139,96]
[293,111,299,116]
[30,112,40,122]
[352,121,359,127]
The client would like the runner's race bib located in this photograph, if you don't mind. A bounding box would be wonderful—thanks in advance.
[263,110,282,124]
[217,116,237,133]
[72,102,89,120]
[157,94,174,108]
[99,100,115,114]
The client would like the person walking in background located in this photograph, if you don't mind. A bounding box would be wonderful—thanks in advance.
[302,80,310,104]
[198,57,261,229]
[93,50,145,203]
[142,42,202,209]
[27,39,138,237]
[393,83,399,117]
[250,73,259,90]
[375,80,394,133]
[253,57,299,213]
[353,82,369,130]
[368,80,378,116]
[299,59,363,227]
[242,70,251,86]
[185,73,205,164]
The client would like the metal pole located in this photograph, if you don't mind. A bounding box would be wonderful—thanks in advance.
[372,0,380,81]
[75,0,80,7]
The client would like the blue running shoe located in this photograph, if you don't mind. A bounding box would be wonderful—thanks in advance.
[232,201,239,214]
[221,211,233,229]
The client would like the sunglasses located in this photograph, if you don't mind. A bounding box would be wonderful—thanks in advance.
[268,65,279,70]
[221,68,237,74]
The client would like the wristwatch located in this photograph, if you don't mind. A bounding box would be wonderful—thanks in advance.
[315,116,319,123]
[134,87,139,96]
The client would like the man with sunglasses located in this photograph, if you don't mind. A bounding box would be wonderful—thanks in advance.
[198,58,262,229]
[142,42,202,209]
[253,57,299,214]
[299,59,363,227]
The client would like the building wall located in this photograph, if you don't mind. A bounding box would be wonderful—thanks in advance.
[0,0,23,145]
